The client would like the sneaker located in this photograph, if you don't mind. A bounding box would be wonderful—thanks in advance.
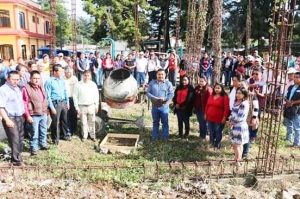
[31,151,38,156]
[91,138,96,142]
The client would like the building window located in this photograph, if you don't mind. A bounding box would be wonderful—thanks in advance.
[36,17,39,24]
[21,45,27,60]
[31,45,36,59]
[32,16,35,22]
[0,44,14,60]
[45,21,50,34]
[19,12,26,29]
[0,10,11,27]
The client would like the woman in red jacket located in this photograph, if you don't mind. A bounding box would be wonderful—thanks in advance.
[173,75,195,138]
[205,83,230,149]
[194,76,212,140]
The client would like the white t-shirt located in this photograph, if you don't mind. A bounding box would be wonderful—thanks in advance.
[136,57,148,73]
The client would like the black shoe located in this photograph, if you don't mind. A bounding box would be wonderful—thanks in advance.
[31,150,38,156]
[12,162,23,166]
[91,138,96,142]
[183,134,188,139]
[52,140,59,145]
[41,145,50,150]
[64,136,71,141]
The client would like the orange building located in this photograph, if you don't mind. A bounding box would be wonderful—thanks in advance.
[0,0,51,60]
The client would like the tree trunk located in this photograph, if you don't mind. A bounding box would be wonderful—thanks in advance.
[195,0,209,55]
[163,0,170,52]
[212,0,223,84]
[245,0,251,55]
[158,10,164,41]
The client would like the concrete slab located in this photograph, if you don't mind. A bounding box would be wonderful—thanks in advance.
[99,133,139,154]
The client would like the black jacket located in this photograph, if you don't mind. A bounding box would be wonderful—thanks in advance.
[173,85,195,116]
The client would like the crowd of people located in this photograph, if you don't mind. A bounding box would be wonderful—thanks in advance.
[0,49,300,167]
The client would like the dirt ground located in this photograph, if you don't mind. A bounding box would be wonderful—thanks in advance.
[1,103,300,198]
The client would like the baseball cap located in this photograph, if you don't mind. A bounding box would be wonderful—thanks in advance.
[58,53,64,57]
[287,67,297,74]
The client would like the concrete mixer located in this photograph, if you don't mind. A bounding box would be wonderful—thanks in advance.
[103,68,138,109]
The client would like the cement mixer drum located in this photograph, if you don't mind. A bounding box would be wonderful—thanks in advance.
[103,68,138,109]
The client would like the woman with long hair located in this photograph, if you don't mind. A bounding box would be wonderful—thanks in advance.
[194,76,213,140]
[229,87,250,165]
[173,75,195,138]
[205,83,230,149]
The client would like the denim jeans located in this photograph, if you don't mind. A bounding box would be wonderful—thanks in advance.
[95,68,103,87]
[29,114,48,151]
[136,72,145,87]
[207,121,224,148]
[284,116,300,146]
[176,109,190,137]
[196,110,208,139]
[168,70,177,86]
[243,128,258,157]
[223,70,232,86]
[151,106,169,141]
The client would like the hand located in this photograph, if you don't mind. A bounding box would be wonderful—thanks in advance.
[76,109,80,115]
[221,117,226,124]
[285,100,293,108]
[5,118,14,128]
[27,116,33,124]
[95,107,99,113]
[204,114,207,120]
[175,104,180,109]
[66,104,70,110]
[51,108,57,115]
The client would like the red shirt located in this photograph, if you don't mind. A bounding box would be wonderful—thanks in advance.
[168,58,177,71]
[176,87,188,106]
[205,95,230,123]
[194,86,212,112]
[102,58,114,69]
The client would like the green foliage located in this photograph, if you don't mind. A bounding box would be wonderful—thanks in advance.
[77,17,96,45]
[37,0,71,48]
[55,1,71,48]
[83,0,150,42]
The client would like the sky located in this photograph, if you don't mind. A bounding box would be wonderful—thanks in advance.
[63,0,90,19]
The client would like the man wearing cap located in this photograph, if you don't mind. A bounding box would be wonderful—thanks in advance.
[57,53,68,68]
[287,68,297,89]
[0,71,25,166]
[135,52,148,87]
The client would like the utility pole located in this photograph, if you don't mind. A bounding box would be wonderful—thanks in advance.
[71,0,77,53]
[49,0,56,58]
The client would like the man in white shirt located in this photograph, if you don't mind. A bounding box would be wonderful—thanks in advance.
[73,70,99,141]
[135,52,148,87]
